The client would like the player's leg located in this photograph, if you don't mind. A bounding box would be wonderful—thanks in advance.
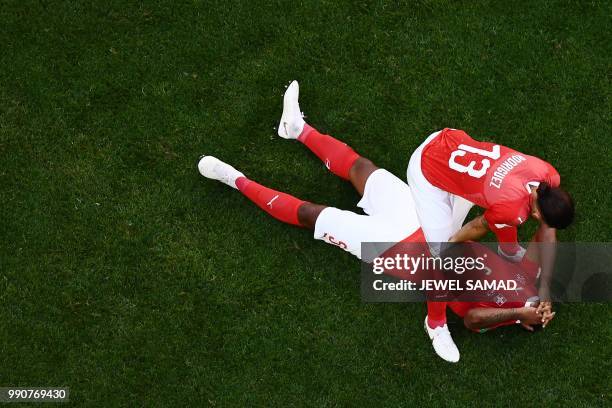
[298,125,377,195]
[407,132,460,362]
[312,168,423,260]
[297,202,327,230]
[277,80,378,195]
[197,155,325,229]
[407,136,453,327]
[348,157,379,196]
[450,195,475,233]
[197,156,400,260]
[406,132,456,247]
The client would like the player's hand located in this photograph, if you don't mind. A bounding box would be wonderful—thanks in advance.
[541,311,556,328]
[540,306,556,329]
[518,307,542,332]
[536,301,554,327]
[536,300,551,315]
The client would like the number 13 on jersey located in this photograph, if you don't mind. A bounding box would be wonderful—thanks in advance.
[448,144,501,178]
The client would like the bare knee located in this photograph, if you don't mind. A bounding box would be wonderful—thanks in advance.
[350,157,377,175]
[297,203,327,229]
[349,158,379,195]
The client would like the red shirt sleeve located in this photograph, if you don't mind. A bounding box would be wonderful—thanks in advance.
[545,163,561,187]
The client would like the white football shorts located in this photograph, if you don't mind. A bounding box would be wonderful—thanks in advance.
[406,130,474,248]
[313,169,421,260]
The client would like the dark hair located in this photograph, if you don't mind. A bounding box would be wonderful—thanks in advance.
[536,183,574,229]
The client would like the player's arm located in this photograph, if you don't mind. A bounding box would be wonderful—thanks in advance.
[534,222,557,321]
[449,214,489,243]
[463,306,543,331]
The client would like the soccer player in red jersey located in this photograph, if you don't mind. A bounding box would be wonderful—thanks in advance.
[199,81,425,261]
[198,81,551,363]
[448,239,551,333]
[407,127,574,361]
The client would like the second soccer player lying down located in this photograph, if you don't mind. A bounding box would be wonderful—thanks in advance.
[198,81,554,363]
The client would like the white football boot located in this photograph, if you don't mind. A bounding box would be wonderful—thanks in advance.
[197,156,244,189]
[277,80,305,139]
[424,316,460,363]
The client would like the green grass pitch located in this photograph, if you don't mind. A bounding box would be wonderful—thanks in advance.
[1,0,610,405]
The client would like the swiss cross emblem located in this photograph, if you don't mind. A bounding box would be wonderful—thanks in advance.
[495,294,506,306]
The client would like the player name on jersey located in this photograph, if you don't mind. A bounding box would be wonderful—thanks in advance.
[489,154,527,189]
[420,128,560,229]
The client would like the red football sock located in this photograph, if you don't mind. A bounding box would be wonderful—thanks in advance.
[236,177,306,227]
[298,123,360,180]
[427,302,448,328]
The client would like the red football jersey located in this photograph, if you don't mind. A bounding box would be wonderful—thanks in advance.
[448,256,540,332]
[380,234,541,332]
[421,128,560,246]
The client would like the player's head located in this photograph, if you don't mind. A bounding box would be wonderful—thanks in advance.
[530,183,574,229]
